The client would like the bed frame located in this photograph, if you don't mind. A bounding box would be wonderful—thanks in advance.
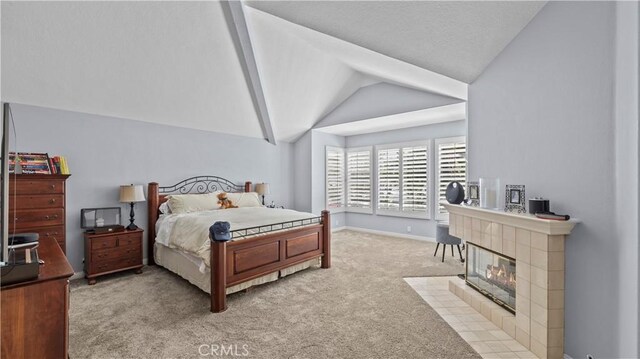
[147,176,331,313]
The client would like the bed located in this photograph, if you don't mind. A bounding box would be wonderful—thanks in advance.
[147,176,331,313]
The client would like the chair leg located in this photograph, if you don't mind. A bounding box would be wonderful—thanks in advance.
[457,245,464,263]
[434,243,440,257]
[451,245,454,256]
[442,245,446,262]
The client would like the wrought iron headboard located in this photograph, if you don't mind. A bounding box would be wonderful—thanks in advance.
[157,176,245,195]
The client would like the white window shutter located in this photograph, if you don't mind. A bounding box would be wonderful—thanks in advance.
[402,145,429,215]
[346,150,372,209]
[436,138,467,218]
[377,148,400,211]
[326,148,345,209]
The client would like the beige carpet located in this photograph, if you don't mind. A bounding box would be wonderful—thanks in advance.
[70,230,479,358]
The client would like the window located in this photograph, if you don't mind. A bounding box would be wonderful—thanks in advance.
[377,148,400,211]
[346,148,372,213]
[326,147,345,211]
[376,142,430,218]
[435,137,467,220]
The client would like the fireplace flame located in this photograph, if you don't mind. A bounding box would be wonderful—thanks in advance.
[486,264,516,289]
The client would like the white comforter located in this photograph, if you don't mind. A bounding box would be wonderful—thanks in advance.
[155,207,319,267]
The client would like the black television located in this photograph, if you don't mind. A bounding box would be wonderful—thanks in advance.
[1,103,10,263]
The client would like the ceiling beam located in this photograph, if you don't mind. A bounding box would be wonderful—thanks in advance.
[221,1,276,144]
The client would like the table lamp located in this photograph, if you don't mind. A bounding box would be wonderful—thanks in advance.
[255,183,270,206]
[119,184,145,230]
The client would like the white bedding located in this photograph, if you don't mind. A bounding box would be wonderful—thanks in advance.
[155,207,319,267]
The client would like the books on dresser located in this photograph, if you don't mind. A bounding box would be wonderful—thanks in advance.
[9,152,71,175]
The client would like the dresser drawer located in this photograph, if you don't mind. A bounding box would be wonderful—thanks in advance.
[11,225,65,243]
[9,179,64,195]
[10,208,64,229]
[10,194,64,210]
[91,236,118,250]
[90,256,141,274]
[92,246,141,264]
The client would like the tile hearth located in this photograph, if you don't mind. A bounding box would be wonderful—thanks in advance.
[405,276,537,359]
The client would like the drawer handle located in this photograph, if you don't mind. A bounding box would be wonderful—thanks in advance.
[44,215,58,220]
[49,184,56,190]
[49,198,56,204]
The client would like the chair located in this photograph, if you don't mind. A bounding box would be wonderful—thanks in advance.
[435,222,464,263]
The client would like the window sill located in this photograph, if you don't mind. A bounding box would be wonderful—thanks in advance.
[375,210,431,220]
[345,207,374,214]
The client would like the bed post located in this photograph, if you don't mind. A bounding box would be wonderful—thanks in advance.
[244,181,252,192]
[147,182,159,266]
[211,239,227,313]
[321,210,331,269]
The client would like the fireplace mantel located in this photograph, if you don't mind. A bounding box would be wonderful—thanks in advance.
[442,202,579,359]
[442,204,579,235]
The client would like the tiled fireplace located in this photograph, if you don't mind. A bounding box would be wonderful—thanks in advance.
[443,204,578,359]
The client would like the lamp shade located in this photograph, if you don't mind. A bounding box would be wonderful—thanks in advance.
[119,184,146,203]
[255,183,270,195]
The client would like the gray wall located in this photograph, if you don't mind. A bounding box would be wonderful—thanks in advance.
[468,2,638,357]
[314,82,463,129]
[293,131,312,212]
[344,120,466,239]
[614,1,639,355]
[9,103,295,273]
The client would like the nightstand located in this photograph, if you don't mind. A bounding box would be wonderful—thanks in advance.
[83,228,143,285]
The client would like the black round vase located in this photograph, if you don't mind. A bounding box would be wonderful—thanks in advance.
[445,181,465,204]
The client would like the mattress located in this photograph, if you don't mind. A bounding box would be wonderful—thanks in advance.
[154,243,320,295]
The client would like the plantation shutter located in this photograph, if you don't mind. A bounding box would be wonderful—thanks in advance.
[437,138,467,216]
[346,149,372,209]
[326,148,345,209]
[377,148,400,211]
[402,145,429,214]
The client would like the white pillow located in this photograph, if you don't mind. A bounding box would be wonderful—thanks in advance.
[167,193,221,214]
[226,192,263,208]
[159,202,171,214]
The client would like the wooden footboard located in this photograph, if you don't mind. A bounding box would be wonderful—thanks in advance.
[211,210,331,312]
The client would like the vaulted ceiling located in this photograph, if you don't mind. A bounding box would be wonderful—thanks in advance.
[1,1,546,142]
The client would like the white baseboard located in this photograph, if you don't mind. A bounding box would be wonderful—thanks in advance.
[332,226,347,233]
[343,226,435,242]
[563,354,573,359]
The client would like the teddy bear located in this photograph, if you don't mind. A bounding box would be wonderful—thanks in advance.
[217,192,237,209]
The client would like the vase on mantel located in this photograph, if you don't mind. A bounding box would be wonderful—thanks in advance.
[480,177,500,210]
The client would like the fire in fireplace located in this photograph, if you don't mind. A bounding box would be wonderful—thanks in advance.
[466,243,516,313]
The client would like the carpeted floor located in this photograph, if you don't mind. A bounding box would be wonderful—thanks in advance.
[69,230,479,358]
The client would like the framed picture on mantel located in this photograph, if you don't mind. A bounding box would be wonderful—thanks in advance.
[467,181,480,206]
[504,185,526,213]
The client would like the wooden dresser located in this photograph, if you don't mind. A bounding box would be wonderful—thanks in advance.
[84,228,144,284]
[1,237,73,359]
[8,174,70,253]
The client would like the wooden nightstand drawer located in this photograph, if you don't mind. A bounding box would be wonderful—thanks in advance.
[10,194,64,210]
[9,179,64,195]
[90,257,141,274]
[11,208,64,229]
[93,246,141,263]
[91,236,118,250]
[117,233,141,248]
